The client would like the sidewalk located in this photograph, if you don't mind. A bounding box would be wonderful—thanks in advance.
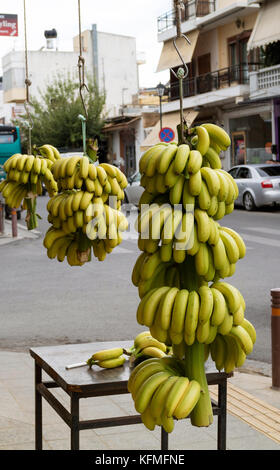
[0,349,279,450]
[0,219,40,246]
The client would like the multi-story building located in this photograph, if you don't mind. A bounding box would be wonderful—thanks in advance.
[1,24,138,121]
[154,0,280,169]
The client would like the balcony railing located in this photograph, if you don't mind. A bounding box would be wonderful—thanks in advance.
[250,63,280,96]
[157,1,216,34]
[169,63,260,101]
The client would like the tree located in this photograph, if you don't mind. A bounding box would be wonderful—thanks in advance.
[14,73,106,152]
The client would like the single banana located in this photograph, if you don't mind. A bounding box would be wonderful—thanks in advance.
[193,126,210,156]
[210,287,227,326]
[195,243,209,277]
[158,287,179,331]
[165,376,190,417]
[229,325,253,355]
[79,156,90,179]
[150,375,178,418]
[142,286,171,327]
[198,286,214,324]
[157,145,178,175]
[194,209,211,243]
[200,167,220,197]
[221,226,246,259]
[173,144,190,174]
[184,290,200,345]
[188,170,202,196]
[204,146,222,169]
[134,371,172,414]
[173,380,201,419]
[211,281,242,314]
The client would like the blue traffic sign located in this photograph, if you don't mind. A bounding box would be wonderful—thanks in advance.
[159,127,175,143]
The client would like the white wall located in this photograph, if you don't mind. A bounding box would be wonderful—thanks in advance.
[97,32,138,118]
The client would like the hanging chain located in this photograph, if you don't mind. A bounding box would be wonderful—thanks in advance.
[77,0,89,120]
[23,0,33,154]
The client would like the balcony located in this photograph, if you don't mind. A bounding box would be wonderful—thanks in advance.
[249,64,280,99]
[169,63,260,101]
[157,0,216,34]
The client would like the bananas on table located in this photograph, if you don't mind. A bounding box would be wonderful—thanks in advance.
[129,122,256,432]
[43,155,128,266]
[0,144,59,229]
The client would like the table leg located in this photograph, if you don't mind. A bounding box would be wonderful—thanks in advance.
[217,379,227,450]
[35,363,42,450]
[161,427,168,450]
[70,393,80,450]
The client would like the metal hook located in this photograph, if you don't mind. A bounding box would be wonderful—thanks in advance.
[169,33,191,143]
[170,34,191,80]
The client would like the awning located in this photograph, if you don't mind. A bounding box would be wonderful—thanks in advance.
[140,109,198,151]
[103,116,141,133]
[247,0,280,50]
[156,29,199,72]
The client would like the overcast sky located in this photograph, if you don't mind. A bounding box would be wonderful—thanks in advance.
[1,0,172,87]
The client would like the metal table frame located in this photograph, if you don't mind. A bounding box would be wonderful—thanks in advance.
[30,343,232,451]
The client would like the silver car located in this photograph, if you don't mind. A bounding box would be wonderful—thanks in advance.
[124,171,144,207]
[228,164,280,211]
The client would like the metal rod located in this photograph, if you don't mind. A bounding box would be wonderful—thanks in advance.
[271,288,280,389]
[35,363,43,450]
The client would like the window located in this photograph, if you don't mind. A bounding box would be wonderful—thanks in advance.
[236,167,252,179]
[228,167,239,178]
[256,166,280,177]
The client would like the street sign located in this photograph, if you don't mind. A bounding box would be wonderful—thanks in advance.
[159,127,175,143]
[0,14,18,37]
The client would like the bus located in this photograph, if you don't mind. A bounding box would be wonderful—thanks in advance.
[0,125,22,218]
[0,125,21,181]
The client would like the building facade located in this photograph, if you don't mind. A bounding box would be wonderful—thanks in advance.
[155,0,280,169]
[1,24,138,122]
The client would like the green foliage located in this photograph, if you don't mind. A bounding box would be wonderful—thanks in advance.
[14,73,106,152]
[261,41,280,68]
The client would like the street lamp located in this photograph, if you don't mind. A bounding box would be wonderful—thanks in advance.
[156,82,165,130]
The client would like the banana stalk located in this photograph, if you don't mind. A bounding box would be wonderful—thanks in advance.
[184,340,213,427]
[24,193,38,230]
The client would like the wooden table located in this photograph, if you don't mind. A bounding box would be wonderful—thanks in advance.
[29,341,232,451]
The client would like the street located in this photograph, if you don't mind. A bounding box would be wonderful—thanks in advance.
[0,194,280,366]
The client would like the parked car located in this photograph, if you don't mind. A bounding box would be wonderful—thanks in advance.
[124,171,144,207]
[228,163,280,211]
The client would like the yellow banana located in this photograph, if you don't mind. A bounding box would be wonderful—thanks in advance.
[173,380,201,419]
[201,123,231,150]
[198,286,214,324]
[184,290,200,345]
[134,371,172,414]
[165,376,190,417]
[173,144,190,174]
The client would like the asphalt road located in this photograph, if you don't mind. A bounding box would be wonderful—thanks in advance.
[1,195,280,365]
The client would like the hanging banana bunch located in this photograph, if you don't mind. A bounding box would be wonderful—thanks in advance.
[128,122,256,434]
[43,150,129,266]
[0,144,59,230]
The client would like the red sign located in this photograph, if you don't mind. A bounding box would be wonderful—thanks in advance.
[0,14,18,37]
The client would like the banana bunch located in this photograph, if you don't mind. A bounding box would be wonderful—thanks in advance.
[0,147,60,230]
[135,281,249,349]
[0,151,58,202]
[129,330,169,366]
[209,318,256,373]
[51,156,127,206]
[44,194,128,265]
[129,121,256,430]
[128,356,200,432]
[87,347,126,369]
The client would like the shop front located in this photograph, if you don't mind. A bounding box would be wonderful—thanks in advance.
[225,102,274,168]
